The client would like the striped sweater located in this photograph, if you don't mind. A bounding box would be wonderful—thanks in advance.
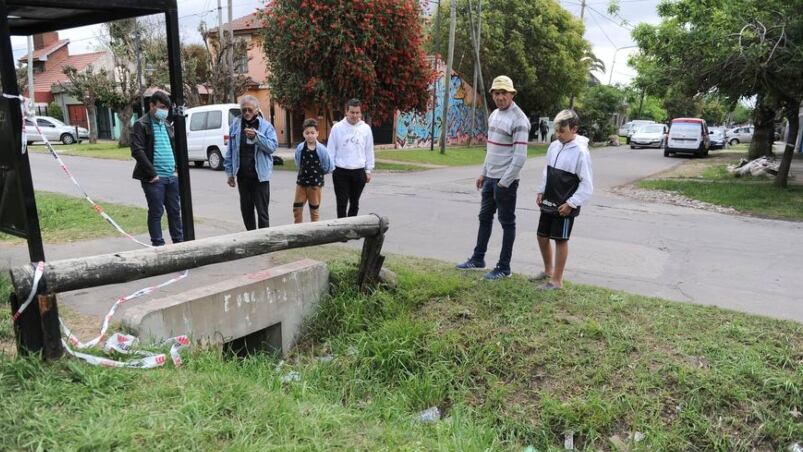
[481,102,530,187]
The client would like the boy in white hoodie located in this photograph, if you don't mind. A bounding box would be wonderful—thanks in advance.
[327,98,375,218]
[534,109,593,290]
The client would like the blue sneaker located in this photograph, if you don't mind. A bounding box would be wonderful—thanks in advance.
[456,259,486,270]
[483,267,511,280]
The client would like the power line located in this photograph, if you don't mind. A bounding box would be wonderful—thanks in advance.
[588,7,620,48]
[586,5,634,30]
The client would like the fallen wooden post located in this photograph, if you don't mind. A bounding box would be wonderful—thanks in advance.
[10,214,390,299]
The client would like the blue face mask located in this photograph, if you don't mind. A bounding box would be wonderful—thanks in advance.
[154,108,169,121]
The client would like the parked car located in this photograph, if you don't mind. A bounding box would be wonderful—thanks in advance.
[665,118,710,158]
[708,127,726,150]
[727,126,753,145]
[24,116,88,145]
[630,123,668,149]
[185,103,242,170]
[620,119,656,144]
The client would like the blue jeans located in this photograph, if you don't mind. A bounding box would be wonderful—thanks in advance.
[141,176,183,246]
[471,178,518,272]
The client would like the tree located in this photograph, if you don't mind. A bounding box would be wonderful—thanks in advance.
[260,0,432,125]
[432,0,590,118]
[631,0,803,186]
[576,84,626,141]
[198,22,251,104]
[60,66,116,144]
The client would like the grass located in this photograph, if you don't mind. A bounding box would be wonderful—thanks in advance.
[28,141,132,160]
[375,144,548,167]
[1,255,800,450]
[638,163,803,221]
[0,191,154,244]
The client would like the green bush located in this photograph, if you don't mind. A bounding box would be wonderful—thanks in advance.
[47,102,64,121]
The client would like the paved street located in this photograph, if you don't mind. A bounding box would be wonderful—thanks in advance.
[6,146,803,322]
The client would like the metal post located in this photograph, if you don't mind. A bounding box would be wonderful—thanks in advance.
[440,0,456,154]
[26,36,33,109]
[165,8,195,241]
[0,1,54,357]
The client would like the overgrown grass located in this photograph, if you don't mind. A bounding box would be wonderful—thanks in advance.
[28,141,131,160]
[639,164,803,220]
[375,144,548,167]
[1,256,800,450]
[0,191,155,244]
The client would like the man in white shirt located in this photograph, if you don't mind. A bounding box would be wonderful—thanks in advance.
[327,99,375,217]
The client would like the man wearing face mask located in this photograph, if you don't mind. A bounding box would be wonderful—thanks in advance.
[224,95,278,230]
[131,90,183,246]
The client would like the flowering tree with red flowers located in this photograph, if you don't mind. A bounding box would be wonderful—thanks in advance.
[259,0,432,125]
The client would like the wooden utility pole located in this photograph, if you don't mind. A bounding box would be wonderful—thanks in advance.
[135,20,145,115]
[580,0,587,19]
[217,0,226,102]
[430,1,441,151]
[440,0,456,155]
[227,0,234,102]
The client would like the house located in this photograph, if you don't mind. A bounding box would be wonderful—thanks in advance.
[19,31,121,140]
[207,14,486,148]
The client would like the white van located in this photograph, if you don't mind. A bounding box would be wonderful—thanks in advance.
[185,103,241,170]
[666,118,710,158]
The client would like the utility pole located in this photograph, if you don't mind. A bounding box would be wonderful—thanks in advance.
[26,35,33,112]
[217,0,225,103]
[429,1,441,151]
[440,0,456,154]
[580,0,587,20]
[468,0,487,118]
[468,0,480,146]
[135,20,145,117]
[227,0,234,102]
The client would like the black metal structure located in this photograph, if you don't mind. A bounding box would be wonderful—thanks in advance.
[1,0,194,357]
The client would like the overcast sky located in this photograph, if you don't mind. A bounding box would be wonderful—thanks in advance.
[10,0,661,86]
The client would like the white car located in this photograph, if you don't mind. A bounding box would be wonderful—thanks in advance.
[185,103,242,170]
[620,119,656,144]
[630,124,668,149]
[25,116,88,145]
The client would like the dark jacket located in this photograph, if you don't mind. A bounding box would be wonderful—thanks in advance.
[131,113,176,181]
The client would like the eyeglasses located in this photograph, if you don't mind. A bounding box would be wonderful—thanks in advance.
[242,108,256,113]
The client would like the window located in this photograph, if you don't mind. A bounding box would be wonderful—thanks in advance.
[25,119,34,126]
[206,111,222,129]
[189,112,207,131]
[233,40,249,74]
[36,118,55,127]
[229,108,241,124]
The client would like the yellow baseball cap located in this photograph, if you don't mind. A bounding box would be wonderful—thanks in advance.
[489,75,516,94]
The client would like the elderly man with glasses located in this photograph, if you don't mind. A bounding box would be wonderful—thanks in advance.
[224,95,279,230]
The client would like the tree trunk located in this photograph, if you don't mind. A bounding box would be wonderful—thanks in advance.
[748,95,775,159]
[117,104,134,147]
[87,103,98,144]
[775,101,800,188]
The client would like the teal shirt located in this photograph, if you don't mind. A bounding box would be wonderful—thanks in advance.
[151,118,175,178]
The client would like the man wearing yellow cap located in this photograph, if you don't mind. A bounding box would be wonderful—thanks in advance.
[456,75,531,280]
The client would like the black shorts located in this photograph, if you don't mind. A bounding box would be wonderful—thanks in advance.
[537,212,574,241]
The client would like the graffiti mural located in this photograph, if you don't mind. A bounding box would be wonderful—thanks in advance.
[396,66,488,148]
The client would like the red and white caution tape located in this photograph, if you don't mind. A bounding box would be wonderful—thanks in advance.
[4,93,153,248]
[10,261,45,323]
[59,270,191,368]
[7,94,194,369]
